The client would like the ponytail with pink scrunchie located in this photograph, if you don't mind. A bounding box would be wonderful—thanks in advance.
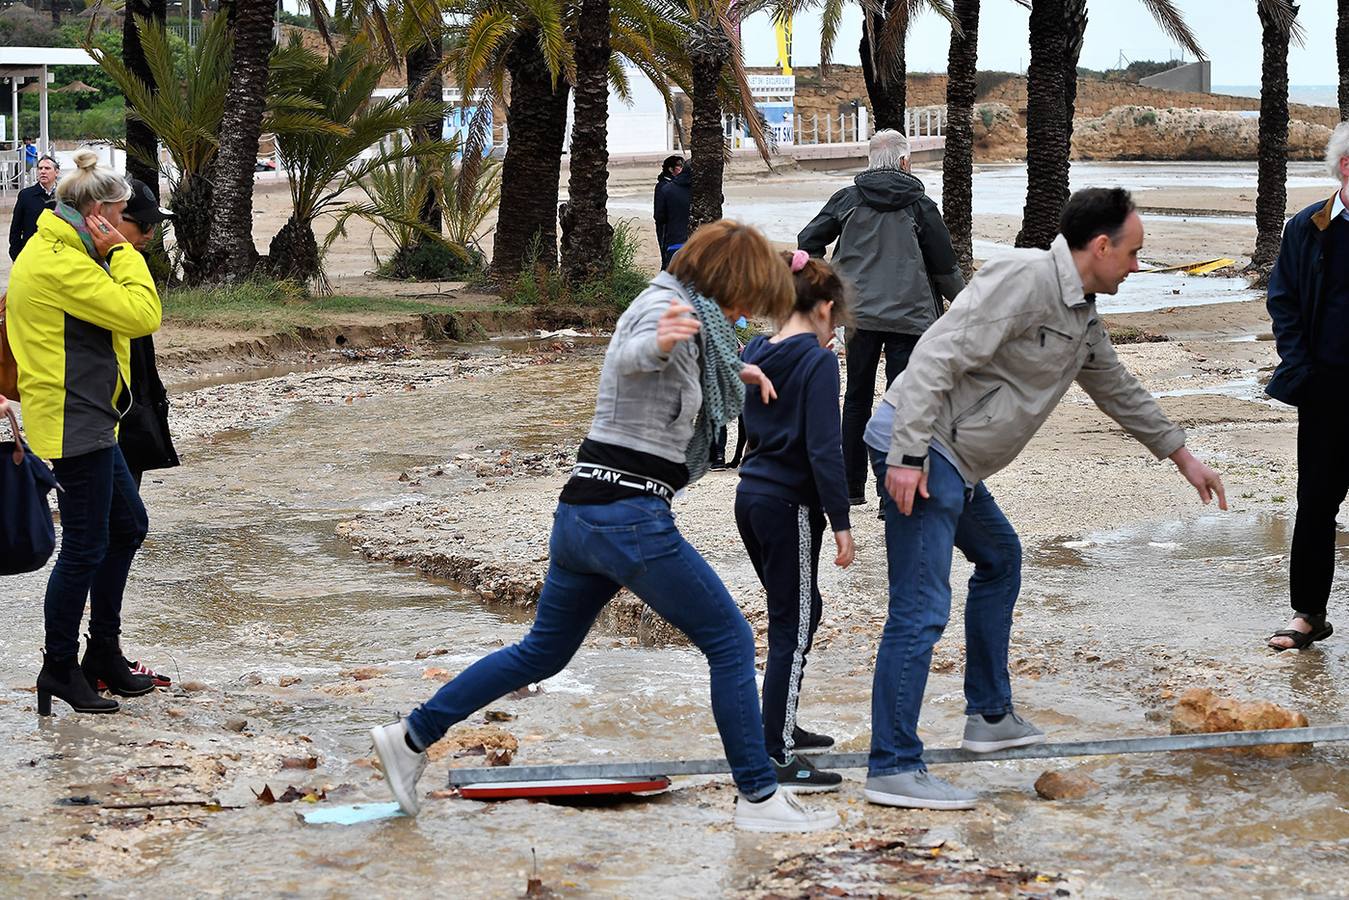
[789,249,809,273]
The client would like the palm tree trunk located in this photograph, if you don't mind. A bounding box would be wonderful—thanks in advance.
[407,36,444,236]
[688,10,729,229]
[492,32,571,278]
[1015,0,1069,249]
[1061,0,1086,201]
[207,0,275,282]
[943,0,979,279]
[859,6,905,132]
[560,0,613,286]
[50,0,60,26]
[1338,0,1349,121]
[1254,1,1294,269]
[268,215,320,282]
[122,0,167,199]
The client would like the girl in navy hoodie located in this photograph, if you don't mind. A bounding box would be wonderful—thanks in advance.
[736,250,855,792]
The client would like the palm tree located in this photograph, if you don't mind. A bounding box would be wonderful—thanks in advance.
[121,0,166,198]
[1253,0,1302,269]
[267,34,450,284]
[393,0,447,236]
[1338,0,1348,121]
[781,0,956,133]
[560,0,613,285]
[208,0,281,279]
[90,15,233,282]
[943,0,979,279]
[446,1,575,279]
[1015,0,1203,249]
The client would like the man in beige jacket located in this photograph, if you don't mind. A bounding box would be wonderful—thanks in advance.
[860,187,1226,810]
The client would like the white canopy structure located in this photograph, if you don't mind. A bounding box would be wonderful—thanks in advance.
[0,46,98,189]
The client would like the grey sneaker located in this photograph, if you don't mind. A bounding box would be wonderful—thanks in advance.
[864,770,977,810]
[960,711,1045,753]
[370,718,428,816]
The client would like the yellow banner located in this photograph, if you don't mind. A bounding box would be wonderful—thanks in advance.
[775,15,793,76]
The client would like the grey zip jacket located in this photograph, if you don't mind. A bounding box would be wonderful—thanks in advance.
[588,271,703,465]
[882,235,1185,483]
[798,168,964,335]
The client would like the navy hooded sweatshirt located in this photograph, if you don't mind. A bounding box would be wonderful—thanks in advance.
[737,333,851,532]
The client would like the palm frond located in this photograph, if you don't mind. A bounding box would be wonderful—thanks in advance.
[1137,0,1206,59]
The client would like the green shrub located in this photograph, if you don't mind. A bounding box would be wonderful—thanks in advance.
[978,105,996,129]
[1134,110,1158,127]
[379,239,486,280]
[508,220,653,310]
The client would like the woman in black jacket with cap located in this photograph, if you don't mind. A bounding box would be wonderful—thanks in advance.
[114,178,179,487]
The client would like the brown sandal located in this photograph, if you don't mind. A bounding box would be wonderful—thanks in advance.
[1268,613,1334,651]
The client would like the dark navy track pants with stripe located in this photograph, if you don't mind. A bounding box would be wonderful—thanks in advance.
[735,490,825,762]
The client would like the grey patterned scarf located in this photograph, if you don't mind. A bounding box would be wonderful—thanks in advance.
[684,287,744,483]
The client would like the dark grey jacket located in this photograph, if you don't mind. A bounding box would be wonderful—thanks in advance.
[798,168,964,335]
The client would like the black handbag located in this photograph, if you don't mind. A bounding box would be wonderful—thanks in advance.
[1,404,59,575]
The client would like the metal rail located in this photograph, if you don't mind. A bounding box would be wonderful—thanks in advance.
[445,725,1349,786]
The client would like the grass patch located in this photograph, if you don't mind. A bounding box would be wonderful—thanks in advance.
[163,279,460,331]
[504,219,654,311]
[1105,323,1169,345]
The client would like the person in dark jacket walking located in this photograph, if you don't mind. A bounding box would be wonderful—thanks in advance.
[115,178,179,489]
[654,156,692,270]
[798,129,965,506]
[1266,123,1349,651]
[736,249,855,793]
[9,153,59,260]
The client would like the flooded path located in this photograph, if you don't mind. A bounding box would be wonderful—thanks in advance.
[4,333,1342,895]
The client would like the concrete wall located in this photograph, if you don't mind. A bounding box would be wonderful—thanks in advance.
[1140,60,1211,94]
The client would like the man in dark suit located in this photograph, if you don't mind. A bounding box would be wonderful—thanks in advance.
[9,153,58,260]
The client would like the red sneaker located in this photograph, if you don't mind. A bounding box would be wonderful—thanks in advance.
[95,657,171,691]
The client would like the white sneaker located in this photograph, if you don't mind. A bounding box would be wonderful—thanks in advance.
[370,718,428,816]
[734,788,840,832]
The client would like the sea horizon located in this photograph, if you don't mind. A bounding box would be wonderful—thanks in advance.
[1212,84,1337,108]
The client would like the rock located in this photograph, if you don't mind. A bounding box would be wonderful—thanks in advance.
[278,675,302,687]
[223,718,248,732]
[181,680,209,693]
[414,647,449,659]
[427,726,518,766]
[1170,688,1309,757]
[1034,769,1099,801]
[341,666,389,681]
[422,667,452,680]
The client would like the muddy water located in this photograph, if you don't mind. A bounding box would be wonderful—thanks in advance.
[3,347,1349,896]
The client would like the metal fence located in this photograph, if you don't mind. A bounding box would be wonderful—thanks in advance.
[718,105,946,149]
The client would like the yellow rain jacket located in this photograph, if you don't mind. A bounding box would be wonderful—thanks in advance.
[7,209,161,460]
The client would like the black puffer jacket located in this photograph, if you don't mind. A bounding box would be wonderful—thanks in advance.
[654,168,692,253]
[798,168,964,335]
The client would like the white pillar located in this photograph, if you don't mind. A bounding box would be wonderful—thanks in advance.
[11,77,18,151]
[38,65,49,157]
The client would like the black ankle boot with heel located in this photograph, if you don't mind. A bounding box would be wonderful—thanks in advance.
[81,635,155,698]
[36,652,119,716]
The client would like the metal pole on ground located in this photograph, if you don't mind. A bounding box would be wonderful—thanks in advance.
[445,726,1349,786]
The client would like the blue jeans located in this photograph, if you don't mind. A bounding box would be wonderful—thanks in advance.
[868,448,1021,776]
[45,445,149,659]
[407,496,777,799]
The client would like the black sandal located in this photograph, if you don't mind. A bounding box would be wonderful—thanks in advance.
[1268,613,1334,651]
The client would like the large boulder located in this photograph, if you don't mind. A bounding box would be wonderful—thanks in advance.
[1169,687,1309,758]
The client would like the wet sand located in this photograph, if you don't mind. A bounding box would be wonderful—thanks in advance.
[3,161,1348,896]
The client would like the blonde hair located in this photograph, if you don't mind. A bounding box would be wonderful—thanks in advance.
[667,219,793,320]
[55,148,131,211]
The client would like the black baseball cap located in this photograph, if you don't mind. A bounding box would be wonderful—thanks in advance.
[123,178,174,226]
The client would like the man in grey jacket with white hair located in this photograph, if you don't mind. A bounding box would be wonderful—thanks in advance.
[798,128,965,505]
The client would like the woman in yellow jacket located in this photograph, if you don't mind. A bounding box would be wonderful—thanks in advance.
[7,148,162,716]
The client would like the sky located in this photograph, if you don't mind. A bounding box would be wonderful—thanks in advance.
[740,0,1337,87]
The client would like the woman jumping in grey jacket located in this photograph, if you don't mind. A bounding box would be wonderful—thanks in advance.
[370,220,838,833]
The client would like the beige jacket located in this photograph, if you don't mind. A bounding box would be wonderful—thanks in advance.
[882,235,1185,483]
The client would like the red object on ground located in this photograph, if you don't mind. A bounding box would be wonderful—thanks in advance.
[457,776,671,801]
